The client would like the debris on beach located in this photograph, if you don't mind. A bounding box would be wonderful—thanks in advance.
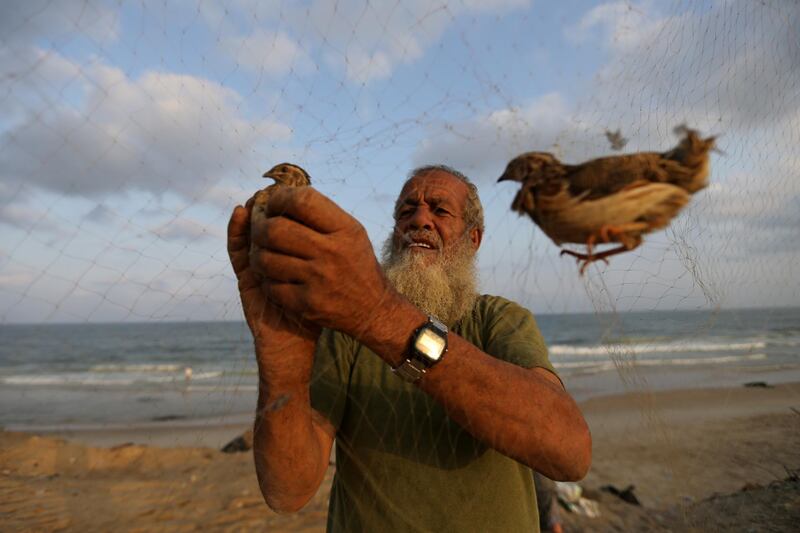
[743,381,773,388]
[221,429,254,453]
[601,484,641,506]
[556,481,601,518]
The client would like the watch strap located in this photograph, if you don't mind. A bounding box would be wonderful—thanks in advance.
[392,358,428,382]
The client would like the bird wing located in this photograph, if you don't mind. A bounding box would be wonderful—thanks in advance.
[535,181,689,245]
[563,153,664,198]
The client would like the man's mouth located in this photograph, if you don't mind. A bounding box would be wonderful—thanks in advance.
[399,232,441,253]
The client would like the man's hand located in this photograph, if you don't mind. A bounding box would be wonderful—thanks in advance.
[250,186,397,341]
[228,199,319,377]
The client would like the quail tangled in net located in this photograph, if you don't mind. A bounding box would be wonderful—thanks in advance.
[498,126,716,274]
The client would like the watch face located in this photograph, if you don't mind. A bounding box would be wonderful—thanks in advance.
[415,329,447,361]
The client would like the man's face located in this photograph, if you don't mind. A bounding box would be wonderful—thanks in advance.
[381,170,482,326]
[391,170,481,261]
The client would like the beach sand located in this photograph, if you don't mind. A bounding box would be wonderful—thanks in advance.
[2,382,798,532]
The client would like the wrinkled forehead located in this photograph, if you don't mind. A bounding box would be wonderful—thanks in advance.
[397,171,469,206]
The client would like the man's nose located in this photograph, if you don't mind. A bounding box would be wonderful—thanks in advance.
[407,207,434,230]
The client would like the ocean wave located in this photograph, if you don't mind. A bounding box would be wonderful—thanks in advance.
[553,353,767,371]
[1,370,223,387]
[550,341,766,357]
[90,363,184,373]
[186,384,259,393]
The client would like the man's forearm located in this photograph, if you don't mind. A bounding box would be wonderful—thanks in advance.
[355,297,592,481]
[419,335,591,480]
[251,337,332,512]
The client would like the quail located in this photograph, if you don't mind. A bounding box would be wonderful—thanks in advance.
[498,127,715,274]
[249,163,312,273]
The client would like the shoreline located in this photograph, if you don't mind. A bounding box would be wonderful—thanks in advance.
[6,379,798,449]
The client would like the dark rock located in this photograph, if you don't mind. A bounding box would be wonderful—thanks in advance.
[601,484,641,506]
[150,414,187,422]
[221,429,253,453]
[743,381,773,388]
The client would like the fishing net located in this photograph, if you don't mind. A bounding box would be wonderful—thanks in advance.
[1,0,798,530]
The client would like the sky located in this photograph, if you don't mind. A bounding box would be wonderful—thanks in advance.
[0,0,798,323]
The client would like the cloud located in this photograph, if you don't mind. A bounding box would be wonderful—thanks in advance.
[565,1,662,52]
[0,55,293,200]
[224,29,314,75]
[210,0,532,84]
[0,1,120,45]
[198,183,253,211]
[344,49,393,84]
[151,217,224,242]
[0,182,61,233]
[0,270,36,289]
[569,0,800,132]
[412,92,587,181]
[83,204,117,225]
[0,47,84,129]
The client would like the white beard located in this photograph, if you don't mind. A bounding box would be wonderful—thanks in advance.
[380,230,479,327]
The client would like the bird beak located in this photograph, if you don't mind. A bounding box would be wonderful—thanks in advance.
[497,172,512,183]
[262,167,279,182]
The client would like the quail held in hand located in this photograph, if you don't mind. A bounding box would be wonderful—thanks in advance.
[249,163,312,276]
[498,127,716,274]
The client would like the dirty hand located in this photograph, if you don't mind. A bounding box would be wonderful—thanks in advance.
[227,198,319,376]
[249,186,395,341]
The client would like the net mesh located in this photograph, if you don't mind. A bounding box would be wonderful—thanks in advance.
[1,0,799,530]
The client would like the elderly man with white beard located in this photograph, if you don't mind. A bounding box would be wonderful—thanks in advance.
[227,165,591,533]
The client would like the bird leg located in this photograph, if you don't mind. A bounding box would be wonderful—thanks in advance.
[585,234,597,257]
[560,234,606,275]
[561,228,645,275]
[598,223,649,248]
[561,245,634,275]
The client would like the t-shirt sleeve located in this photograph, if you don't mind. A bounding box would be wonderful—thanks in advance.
[309,328,355,430]
[482,298,557,377]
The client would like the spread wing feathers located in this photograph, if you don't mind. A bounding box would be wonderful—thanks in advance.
[562,154,665,197]
[534,181,690,246]
[559,129,716,198]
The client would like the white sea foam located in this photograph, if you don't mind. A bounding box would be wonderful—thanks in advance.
[550,341,767,357]
[1,370,222,387]
[553,353,767,372]
[90,363,183,373]
[186,384,259,393]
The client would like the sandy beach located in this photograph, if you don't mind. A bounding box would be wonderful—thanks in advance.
[2,382,798,532]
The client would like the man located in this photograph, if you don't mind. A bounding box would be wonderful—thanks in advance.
[227,165,591,532]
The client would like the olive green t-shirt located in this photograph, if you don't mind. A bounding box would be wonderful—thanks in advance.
[310,294,555,533]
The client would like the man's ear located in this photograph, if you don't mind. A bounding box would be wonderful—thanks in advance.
[469,226,482,250]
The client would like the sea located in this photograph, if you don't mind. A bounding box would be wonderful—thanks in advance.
[1,307,799,432]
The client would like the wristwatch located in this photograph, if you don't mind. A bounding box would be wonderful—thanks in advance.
[392,315,449,383]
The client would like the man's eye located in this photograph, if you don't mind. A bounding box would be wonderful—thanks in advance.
[435,208,451,215]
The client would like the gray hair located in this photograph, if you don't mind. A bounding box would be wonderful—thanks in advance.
[394,164,485,233]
